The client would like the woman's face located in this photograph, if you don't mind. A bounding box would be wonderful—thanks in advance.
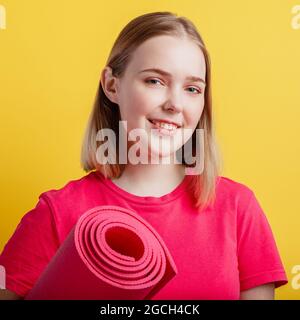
[104,35,206,161]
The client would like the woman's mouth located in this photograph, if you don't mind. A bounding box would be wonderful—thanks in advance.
[147,119,180,136]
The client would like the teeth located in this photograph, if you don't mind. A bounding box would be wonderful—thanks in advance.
[152,121,177,130]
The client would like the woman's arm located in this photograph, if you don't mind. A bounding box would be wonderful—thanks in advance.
[0,289,23,300]
[240,283,275,300]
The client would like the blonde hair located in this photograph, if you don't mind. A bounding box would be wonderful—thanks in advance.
[81,11,223,211]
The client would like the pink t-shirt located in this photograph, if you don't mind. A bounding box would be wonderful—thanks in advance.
[0,171,288,299]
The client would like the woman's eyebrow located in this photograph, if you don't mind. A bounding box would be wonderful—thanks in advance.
[138,68,206,85]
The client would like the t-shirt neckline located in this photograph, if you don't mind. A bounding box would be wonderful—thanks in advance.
[94,170,191,204]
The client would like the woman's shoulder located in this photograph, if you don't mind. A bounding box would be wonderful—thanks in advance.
[216,175,256,205]
[38,171,100,203]
[217,175,254,193]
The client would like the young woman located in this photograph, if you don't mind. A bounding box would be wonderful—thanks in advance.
[0,11,288,300]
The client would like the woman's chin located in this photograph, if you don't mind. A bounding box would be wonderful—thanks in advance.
[147,147,179,162]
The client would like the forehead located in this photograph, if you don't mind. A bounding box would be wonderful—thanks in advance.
[126,35,206,78]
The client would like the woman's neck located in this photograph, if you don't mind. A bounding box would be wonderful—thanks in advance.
[111,164,186,197]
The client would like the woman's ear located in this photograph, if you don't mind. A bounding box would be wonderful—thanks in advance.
[100,66,119,104]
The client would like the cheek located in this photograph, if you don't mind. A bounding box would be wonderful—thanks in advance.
[123,84,154,116]
[185,102,205,127]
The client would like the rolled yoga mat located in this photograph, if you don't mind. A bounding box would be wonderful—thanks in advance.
[25,205,178,300]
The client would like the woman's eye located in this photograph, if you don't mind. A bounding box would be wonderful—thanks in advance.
[145,78,162,85]
[145,79,202,95]
[187,87,202,95]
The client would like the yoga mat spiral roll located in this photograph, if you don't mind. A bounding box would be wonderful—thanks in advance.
[25,205,178,300]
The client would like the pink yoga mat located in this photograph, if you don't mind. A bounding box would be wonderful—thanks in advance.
[25,205,178,300]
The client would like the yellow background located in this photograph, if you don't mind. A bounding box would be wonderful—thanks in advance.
[0,0,299,299]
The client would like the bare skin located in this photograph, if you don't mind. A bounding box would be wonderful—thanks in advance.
[0,289,22,300]
[240,283,275,300]
[101,35,206,196]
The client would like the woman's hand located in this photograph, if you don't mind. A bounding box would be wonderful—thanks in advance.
[0,289,22,300]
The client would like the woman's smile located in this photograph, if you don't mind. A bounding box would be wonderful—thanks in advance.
[147,118,180,137]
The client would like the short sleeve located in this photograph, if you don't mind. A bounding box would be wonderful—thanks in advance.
[237,191,288,291]
[0,196,60,297]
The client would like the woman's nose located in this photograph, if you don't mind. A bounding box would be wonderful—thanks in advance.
[163,91,184,113]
